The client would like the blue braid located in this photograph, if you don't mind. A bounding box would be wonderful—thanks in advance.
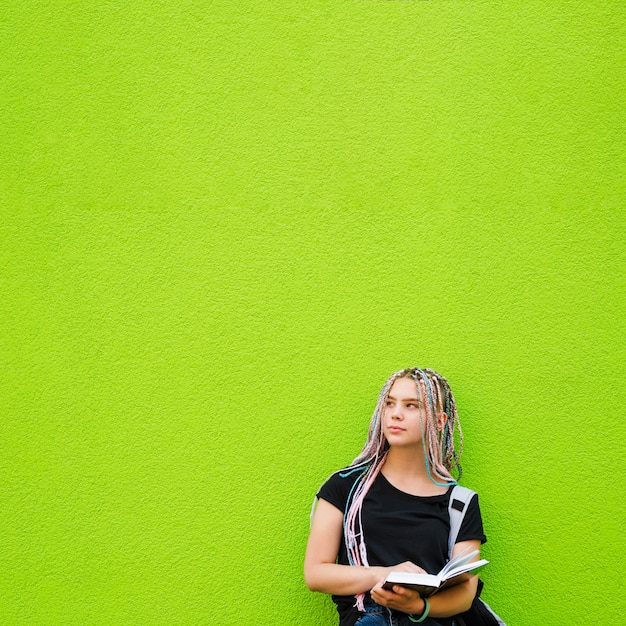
[340,465,368,565]
[415,368,457,488]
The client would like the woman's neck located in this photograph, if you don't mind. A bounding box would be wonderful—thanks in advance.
[381,446,449,496]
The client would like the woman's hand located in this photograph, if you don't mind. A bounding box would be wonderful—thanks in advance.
[370,577,425,615]
[382,561,427,576]
[370,562,427,615]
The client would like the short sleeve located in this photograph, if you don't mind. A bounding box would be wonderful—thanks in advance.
[457,493,487,545]
[316,469,362,514]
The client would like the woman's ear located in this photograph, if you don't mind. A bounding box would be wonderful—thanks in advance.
[437,412,448,431]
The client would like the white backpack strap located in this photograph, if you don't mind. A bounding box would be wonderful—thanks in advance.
[310,496,319,528]
[448,485,476,559]
[449,486,507,625]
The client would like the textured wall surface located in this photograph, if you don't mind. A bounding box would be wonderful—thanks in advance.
[2,2,624,625]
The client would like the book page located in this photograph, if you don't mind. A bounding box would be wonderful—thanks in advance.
[440,548,480,578]
[441,559,489,582]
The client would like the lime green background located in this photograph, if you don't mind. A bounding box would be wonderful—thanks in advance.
[2,2,625,625]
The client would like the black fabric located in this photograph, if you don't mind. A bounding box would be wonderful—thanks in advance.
[317,469,487,626]
[458,600,502,626]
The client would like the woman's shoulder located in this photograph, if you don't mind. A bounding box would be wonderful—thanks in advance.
[319,464,368,491]
[316,464,369,512]
[447,483,483,513]
[449,483,480,497]
[452,483,487,544]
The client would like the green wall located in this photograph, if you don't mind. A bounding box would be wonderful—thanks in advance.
[2,2,624,624]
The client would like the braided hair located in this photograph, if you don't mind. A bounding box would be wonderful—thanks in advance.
[341,368,464,610]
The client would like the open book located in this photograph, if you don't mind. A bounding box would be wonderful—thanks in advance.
[382,547,488,597]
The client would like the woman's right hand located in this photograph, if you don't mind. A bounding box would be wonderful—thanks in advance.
[382,561,427,577]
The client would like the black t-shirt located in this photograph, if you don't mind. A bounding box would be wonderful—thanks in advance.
[317,468,487,626]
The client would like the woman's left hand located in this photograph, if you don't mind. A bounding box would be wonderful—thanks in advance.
[370,580,425,615]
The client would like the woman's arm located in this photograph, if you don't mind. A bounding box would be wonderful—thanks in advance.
[304,498,426,596]
[370,539,482,617]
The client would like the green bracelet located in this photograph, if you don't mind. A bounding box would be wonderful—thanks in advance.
[408,597,430,623]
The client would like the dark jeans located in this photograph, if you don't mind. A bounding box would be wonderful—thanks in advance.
[355,602,458,626]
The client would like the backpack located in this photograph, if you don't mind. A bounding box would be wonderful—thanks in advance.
[448,486,506,626]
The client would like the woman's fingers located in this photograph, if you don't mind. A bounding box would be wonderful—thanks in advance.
[392,561,427,574]
[371,583,421,612]
[370,581,392,605]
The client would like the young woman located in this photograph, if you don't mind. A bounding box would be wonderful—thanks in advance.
[305,368,486,626]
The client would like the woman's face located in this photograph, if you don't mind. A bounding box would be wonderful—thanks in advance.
[382,377,427,447]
